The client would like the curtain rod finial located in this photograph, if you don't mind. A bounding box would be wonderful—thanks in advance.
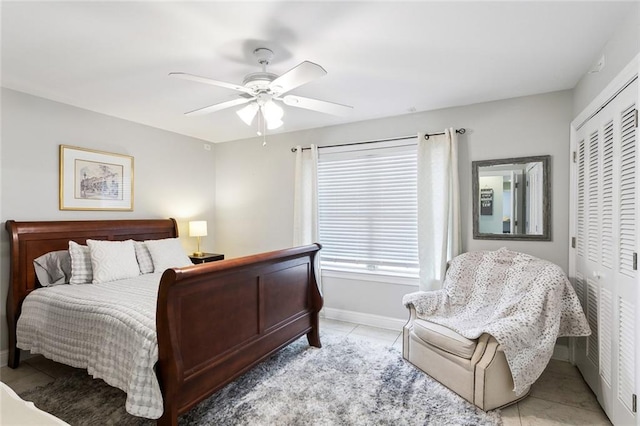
[424,128,466,140]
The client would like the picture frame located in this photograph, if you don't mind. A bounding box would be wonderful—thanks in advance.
[59,145,134,211]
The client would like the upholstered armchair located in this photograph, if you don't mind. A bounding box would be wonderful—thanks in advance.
[402,248,590,411]
[403,307,526,410]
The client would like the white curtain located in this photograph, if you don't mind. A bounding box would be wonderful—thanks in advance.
[293,144,321,291]
[293,144,319,246]
[417,128,461,291]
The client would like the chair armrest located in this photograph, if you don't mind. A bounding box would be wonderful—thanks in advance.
[475,334,502,365]
[474,334,525,410]
[402,290,446,318]
[470,333,492,365]
[406,304,418,323]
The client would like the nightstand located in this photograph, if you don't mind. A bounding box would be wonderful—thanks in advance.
[189,253,225,264]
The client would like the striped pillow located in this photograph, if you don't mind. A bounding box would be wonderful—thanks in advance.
[134,241,154,274]
[68,241,93,284]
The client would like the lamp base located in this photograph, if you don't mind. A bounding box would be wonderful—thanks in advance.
[192,251,205,257]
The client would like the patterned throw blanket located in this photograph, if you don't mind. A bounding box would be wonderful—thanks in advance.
[403,248,590,395]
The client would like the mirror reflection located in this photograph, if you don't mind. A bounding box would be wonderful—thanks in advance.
[472,156,550,241]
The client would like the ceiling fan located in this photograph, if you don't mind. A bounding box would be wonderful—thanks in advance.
[170,48,353,131]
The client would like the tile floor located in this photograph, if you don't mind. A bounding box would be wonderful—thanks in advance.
[1,318,611,425]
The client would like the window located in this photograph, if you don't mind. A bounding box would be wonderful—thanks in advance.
[317,140,418,277]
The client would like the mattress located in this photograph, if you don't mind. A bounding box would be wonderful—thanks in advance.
[17,273,165,419]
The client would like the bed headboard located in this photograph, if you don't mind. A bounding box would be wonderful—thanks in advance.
[5,218,178,367]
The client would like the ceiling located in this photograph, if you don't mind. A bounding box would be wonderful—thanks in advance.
[1,1,635,144]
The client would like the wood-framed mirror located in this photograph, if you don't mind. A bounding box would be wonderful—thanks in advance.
[472,155,551,241]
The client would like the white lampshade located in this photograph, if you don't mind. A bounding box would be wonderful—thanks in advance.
[188,221,208,237]
[236,102,259,126]
[262,100,284,123]
[266,118,284,130]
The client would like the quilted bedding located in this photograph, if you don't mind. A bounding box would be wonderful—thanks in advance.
[403,248,591,395]
[17,273,164,419]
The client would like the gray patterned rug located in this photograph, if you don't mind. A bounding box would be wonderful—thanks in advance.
[20,334,501,425]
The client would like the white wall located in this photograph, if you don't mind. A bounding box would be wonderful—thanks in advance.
[0,88,217,355]
[572,3,639,116]
[215,90,573,323]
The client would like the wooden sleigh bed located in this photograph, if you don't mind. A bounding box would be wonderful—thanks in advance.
[6,218,323,426]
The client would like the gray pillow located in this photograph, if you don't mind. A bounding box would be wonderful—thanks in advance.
[33,250,72,286]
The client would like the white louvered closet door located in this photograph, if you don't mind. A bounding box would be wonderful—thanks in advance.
[572,78,637,426]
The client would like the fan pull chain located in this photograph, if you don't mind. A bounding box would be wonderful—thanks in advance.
[256,111,262,137]
[256,109,267,146]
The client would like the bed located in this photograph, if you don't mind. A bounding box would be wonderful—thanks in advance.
[5,218,323,426]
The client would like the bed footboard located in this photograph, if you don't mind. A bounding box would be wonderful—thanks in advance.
[155,244,322,426]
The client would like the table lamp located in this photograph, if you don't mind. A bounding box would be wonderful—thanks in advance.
[188,220,207,257]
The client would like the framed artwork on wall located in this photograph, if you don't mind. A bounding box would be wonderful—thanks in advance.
[59,145,134,211]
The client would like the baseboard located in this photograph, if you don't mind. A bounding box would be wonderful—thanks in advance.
[321,307,406,331]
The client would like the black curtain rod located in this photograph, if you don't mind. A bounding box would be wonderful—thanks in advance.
[291,128,465,152]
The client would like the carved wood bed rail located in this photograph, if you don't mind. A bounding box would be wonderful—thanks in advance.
[5,219,323,426]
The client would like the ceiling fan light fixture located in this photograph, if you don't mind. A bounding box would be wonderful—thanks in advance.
[236,102,259,126]
[266,118,284,130]
[262,100,284,122]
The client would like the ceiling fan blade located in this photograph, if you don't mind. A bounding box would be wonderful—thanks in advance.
[269,61,327,95]
[170,72,253,94]
[185,97,254,116]
[282,95,353,116]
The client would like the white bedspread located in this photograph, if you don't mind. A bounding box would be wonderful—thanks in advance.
[403,249,590,395]
[17,273,164,419]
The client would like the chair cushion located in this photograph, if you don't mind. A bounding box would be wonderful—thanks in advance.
[413,319,477,359]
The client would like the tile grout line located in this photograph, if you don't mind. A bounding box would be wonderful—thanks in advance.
[392,333,402,347]
[348,324,359,336]
[515,401,523,426]
[23,360,58,380]
[526,395,605,414]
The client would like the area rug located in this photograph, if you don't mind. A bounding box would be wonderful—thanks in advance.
[20,334,501,425]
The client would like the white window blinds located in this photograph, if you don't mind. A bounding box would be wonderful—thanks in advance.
[317,141,418,277]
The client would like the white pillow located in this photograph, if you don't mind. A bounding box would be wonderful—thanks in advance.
[69,241,93,285]
[134,241,154,274]
[144,238,192,272]
[86,239,140,284]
